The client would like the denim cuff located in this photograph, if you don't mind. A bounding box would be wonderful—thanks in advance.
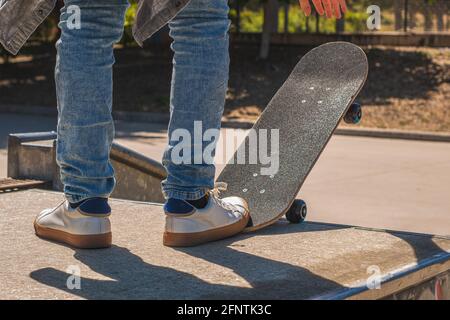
[65,193,111,205]
[162,188,208,201]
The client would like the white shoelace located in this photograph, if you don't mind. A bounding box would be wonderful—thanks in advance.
[210,182,239,212]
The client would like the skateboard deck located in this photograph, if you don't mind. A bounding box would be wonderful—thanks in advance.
[217,42,368,232]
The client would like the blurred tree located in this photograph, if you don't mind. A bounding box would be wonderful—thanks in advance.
[394,0,404,31]
[435,0,447,31]
[232,0,251,33]
[259,0,279,59]
[409,1,417,29]
[447,4,450,31]
[282,1,289,34]
[121,0,138,46]
[424,1,433,31]
[336,13,345,33]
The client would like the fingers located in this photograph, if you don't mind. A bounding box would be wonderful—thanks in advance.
[301,0,347,19]
[333,0,348,19]
[321,0,334,18]
[311,0,325,16]
[339,0,348,14]
[332,0,342,19]
[299,0,312,16]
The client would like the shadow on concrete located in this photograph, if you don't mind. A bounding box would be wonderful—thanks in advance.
[386,230,449,263]
[358,48,447,106]
[28,219,449,299]
[1,44,446,117]
[29,222,347,299]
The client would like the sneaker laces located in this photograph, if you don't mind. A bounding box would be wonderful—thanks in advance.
[209,182,239,212]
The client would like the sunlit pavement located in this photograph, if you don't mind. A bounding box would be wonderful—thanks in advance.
[1,113,449,236]
[2,189,449,299]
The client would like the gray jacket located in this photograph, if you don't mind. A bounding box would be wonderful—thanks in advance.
[0,0,190,55]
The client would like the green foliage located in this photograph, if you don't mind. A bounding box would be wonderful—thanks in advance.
[125,1,138,27]
[121,1,138,46]
[1,0,446,51]
[229,0,449,33]
[230,7,264,32]
[343,10,368,32]
[230,5,375,33]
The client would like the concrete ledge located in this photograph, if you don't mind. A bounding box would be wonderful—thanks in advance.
[335,127,450,143]
[1,189,449,299]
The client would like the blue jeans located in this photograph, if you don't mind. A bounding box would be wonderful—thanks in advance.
[56,0,230,203]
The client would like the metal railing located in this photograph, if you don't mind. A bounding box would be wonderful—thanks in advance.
[230,0,450,34]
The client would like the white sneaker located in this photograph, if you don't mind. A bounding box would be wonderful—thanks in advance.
[34,198,112,249]
[163,184,250,247]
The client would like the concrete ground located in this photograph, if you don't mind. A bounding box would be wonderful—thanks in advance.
[1,113,450,236]
[1,189,449,299]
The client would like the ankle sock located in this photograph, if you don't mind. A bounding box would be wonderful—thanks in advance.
[186,193,209,209]
[69,198,111,215]
[69,201,83,209]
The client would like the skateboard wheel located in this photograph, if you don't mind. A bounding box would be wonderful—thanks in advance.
[344,103,362,124]
[286,199,307,224]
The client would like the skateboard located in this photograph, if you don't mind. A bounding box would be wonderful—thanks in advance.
[217,42,368,232]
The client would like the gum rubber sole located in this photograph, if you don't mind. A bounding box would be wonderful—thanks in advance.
[34,221,112,249]
[163,213,250,247]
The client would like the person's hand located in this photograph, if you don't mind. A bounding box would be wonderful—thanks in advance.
[299,0,347,19]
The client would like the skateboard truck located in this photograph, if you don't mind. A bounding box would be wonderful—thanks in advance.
[344,102,362,124]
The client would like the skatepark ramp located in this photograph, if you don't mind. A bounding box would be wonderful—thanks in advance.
[0,189,449,299]
[5,132,167,202]
[1,132,449,299]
